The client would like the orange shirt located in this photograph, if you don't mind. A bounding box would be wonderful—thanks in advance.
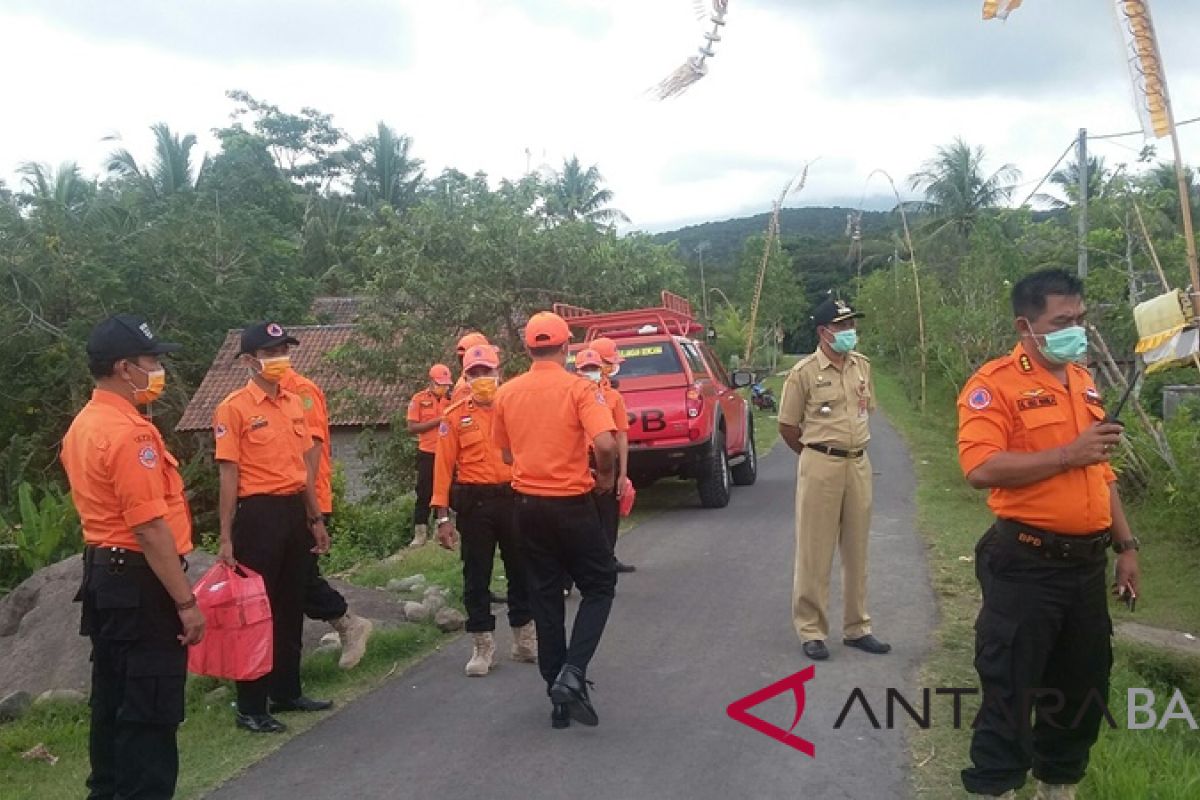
[957,343,1116,535]
[279,369,333,514]
[407,389,449,454]
[493,361,617,497]
[61,390,193,554]
[601,380,630,434]
[214,380,313,498]
[431,398,513,508]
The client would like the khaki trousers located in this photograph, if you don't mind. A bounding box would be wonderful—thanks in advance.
[792,448,873,642]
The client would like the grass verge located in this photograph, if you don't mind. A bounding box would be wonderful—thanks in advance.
[875,368,1200,799]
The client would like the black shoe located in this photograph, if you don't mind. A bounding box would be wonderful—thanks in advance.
[236,712,287,733]
[615,561,637,573]
[802,640,830,661]
[269,696,334,713]
[549,665,598,727]
[551,703,571,729]
[843,634,892,655]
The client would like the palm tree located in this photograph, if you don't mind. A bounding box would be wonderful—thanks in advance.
[907,138,1020,237]
[17,161,92,211]
[544,156,630,227]
[352,122,424,210]
[1035,155,1110,209]
[106,123,205,199]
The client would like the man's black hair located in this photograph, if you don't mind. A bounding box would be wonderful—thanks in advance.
[1011,268,1084,319]
[528,344,564,359]
[88,357,119,379]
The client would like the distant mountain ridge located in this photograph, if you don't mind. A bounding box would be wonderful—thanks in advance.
[652,206,893,267]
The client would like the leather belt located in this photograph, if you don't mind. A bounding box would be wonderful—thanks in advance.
[806,443,865,459]
[85,546,188,572]
[455,483,513,498]
[995,519,1111,561]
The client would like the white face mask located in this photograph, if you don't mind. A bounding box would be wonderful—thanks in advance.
[581,370,603,383]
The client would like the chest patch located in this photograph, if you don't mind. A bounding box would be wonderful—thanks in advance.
[1017,395,1058,411]
[460,416,474,427]
[249,416,269,430]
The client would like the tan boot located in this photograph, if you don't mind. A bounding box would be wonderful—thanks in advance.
[465,632,496,677]
[511,622,537,663]
[409,524,428,548]
[331,612,373,670]
[1034,782,1076,800]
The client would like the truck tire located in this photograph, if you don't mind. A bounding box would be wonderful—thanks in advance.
[731,416,758,486]
[697,429,732,508]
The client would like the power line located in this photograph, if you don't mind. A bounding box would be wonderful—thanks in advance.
[1019,139,1077,207]
[1090,114,1200,141]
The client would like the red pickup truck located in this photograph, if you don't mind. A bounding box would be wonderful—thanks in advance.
[556,292,757,509]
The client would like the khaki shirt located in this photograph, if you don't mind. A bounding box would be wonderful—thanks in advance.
[778,349,875,449]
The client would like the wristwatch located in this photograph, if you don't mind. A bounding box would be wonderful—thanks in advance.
[176,594,198,611]
[435,516,451,526]
[1112,536,1141,554]
[307,515,324,526]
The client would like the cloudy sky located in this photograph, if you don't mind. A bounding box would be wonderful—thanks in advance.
[2,0,1199,232]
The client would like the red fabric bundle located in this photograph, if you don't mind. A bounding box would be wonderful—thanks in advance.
[187,563,273,681]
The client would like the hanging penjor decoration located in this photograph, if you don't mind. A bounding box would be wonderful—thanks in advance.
[654,0,729,100]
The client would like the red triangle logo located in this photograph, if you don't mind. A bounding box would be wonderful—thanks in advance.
[726,666,817,757]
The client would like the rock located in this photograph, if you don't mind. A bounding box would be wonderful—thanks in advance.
[34,688,86,706]
[423,585,446,599]
[424,594,447,614]
[434,607,466,633]
[403,602,430,622]
[0,690,32,722]
[319,631,341,648]
[393,575,426,592]
[0,551,410,700]
[204,686,231,704]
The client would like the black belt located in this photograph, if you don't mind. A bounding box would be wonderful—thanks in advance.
[84,546,188,572]
[805,443,865,459]
[455,483,513,497]
[995,519,1111,561]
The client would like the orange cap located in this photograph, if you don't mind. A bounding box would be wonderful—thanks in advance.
[575,349,604,370]
[590,336,624,364]
[463,345,500,371]
[524,312,571,348]
[456,332,490,355]
[429,364,453,384]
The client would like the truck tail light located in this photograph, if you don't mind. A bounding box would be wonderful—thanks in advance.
[686,387,703,419]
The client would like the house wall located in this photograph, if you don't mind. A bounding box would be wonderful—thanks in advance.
[330,428,383,502]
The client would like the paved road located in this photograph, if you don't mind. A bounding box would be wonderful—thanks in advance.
[210,413,936,800]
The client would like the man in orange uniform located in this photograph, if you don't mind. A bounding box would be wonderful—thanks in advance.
[432,344,534,677]
[588,337,635,573]
[278,362,373,670]
[493,312,618,729]
[452,332,491,402]
[63,315,205,800]
[957,270,1141,800]
[406,364,453,547]
[214,322,332,734]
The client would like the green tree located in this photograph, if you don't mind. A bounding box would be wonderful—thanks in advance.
[907,138,1020,238]
[352,122,424,211]
[544,156,629,227]
[105,123,205,199]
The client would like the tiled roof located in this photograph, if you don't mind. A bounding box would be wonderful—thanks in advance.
[175,325,408,432]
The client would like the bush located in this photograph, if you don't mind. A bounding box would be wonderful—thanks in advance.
[324,467,414,572]
[0,482,83,593]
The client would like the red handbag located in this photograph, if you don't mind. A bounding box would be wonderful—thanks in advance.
[618,477,637,518]
[187,563,273,681]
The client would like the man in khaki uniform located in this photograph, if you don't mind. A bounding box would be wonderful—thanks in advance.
[778,297,890,661]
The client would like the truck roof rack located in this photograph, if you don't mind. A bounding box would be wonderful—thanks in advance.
[553,291,703,341]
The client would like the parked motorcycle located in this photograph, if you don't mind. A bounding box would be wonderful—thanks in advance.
[751,381,777,412]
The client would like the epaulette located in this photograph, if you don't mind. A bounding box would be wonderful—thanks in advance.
[791,352,819,372]
[976,353,1020,378]
[443,398,471,417]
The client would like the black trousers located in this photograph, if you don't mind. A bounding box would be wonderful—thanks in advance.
[962,523,1113,796]
[303,514,347,622]
[457,485,532,633]
[515,492,616,688]
[232,494,311,715]
[78,550,187,800]
[413,451,435,530]
[597,491,620,557]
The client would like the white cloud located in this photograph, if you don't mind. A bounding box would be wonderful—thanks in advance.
[2,0,1199,233]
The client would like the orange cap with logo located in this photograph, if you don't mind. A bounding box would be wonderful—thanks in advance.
[524,312,571,348]
[463,345,500,371]
[456,332,490,355]
[575,349,604,370]
[590,337,625,364]
[429,364,453,384]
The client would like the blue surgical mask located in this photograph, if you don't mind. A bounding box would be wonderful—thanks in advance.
[830,330,858,354]
[1037,325,1088,365]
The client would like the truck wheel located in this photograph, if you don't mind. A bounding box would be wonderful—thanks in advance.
[731,416,758,486]
[697,429,732,508]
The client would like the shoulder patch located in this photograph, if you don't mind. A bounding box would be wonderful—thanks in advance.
[967,386,993,411]
[438,421,450,437]
[138,445,158,469]
[1084,387,1104,408]
[302,394,315,410]
[214,423,228,439]
[595,391,607,406]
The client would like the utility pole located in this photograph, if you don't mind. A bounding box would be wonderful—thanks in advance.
[697,241,711,326]
[1077,128,1089,278]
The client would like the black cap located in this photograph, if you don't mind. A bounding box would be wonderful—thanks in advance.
[812,297,864,328]
[86,315,181,362]
[237,322,300,356]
